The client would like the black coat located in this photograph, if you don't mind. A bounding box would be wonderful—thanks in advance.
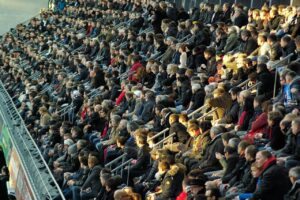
[216,35,227,53]
[169,122,190,144]
[157,164,185,199]
[187,53,206,70]
[140,99,155,123]
[282,40,297,58]
[224,157,246,184]
[285,180,300,200]
[222,153,239,178]
[269,42,282,61]
[91,70,105,88]
[269,125,286,150]
[267,16,282,31]
[287,133,300,161]
[257,69,274,98]
[250,161,290,200]
[222,9,232,24]
[234,13,248,27]
[0,174,8,200]
[219,99,240,124]
[229,159,253,189]
[0,149,6,171]
[199,135,224,171]
[81,165,102,196]
[291,16,300,38]
[190,89,205,111]
[206,57,217,77]
[240,37,258,55]
[129,145,150,172]
[211,11,223,24]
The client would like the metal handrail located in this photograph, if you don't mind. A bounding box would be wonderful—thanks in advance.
[0,81,65,199]
[184,35,195,44]
[60,105,76,117]
[197,107,218,121]
[152,133,176,148]
[111,158,133,173]
[237,79,249,88]
[187,104,208,118]
[247,81,262,94]
[147,128,169,142]
[270,53,294,71]
[105,153,127,168]
[149,52,161,60]
[292,57,300,63]
[179,34,191,43]
[272,53,295,98]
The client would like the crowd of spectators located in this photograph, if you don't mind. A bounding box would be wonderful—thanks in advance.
[1,0,300,199]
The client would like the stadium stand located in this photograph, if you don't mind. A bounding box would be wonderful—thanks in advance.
[1,0,300,199]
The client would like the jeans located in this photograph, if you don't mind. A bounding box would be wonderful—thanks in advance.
[71,186,81,200]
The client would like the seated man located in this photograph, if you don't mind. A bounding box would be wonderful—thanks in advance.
[62,151,90,199]
[278,117,300,169]
[124,134,150,186]
[192,126,225,172]
[105,136,137,166]
[71,152,102,200]
[284,166,300,200]
[249,150,290,200]
[148,156,185,200]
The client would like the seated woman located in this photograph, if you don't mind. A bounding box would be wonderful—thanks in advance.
[238,163,261,200]
[243,97,271,144]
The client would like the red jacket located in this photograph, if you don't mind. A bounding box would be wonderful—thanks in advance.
[116,90,125,106]
[244,112,268,143]
[176,192,187,200]
[129,61,143,82]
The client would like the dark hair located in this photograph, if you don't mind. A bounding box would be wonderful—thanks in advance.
[238,141,250,150]
[224,146,236,155]
[79,153,88,166]
[230,87,242,95]
[243,96,254,112]
[254,95,264,106]
[268,33,277,43]
[106,176,122,190]
[221,132,236,143]
[268,111,283,125]
[245,145,257,159]
[257,63,268,72]
[286,71,297,80]
[204,48,216,57]
[116,136,127,146]
[281,35,292,43]
[241,30,251,37]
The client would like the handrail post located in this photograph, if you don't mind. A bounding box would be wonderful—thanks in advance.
[273,65,278,98]
[121,155,125,177]
[127,162,131,186]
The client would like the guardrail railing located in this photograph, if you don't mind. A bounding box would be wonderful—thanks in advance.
[0,81,65,200]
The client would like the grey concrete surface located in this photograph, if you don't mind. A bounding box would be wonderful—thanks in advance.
[0,0,48,35]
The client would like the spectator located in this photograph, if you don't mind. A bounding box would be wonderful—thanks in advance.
[250,150,290,200]
[285,166,300,200]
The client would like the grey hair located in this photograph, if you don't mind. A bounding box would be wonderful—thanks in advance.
[192,84,201,92]
[205,84,217,94]
[289,166,300,179]
[77,139,88,149]
[210,126,223,136]
[228,138,241,149]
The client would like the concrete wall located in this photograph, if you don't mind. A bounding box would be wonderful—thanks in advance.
[0,0,48,35]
